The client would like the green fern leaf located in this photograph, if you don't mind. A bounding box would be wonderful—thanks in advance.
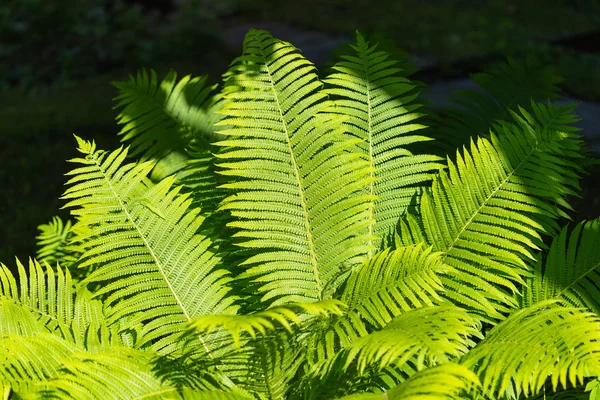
[397,102,584,320]
[521,219,600,313]
[113,69,223,160]
[42,347,170,399]
[0,259,74,337]
[461,301,600,398]
[188,300,345,346]
[0,333,76,393]
[305,305,478,395]
[333,363,480,400]
[341,244,447,329]
[214,29,374,305]
[323,31,442,249]
[36,216,80,268]
[62,138,236,354]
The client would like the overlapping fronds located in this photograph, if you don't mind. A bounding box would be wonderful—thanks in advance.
[461,301,600,399]
[521,219,600,312]
[41,347,171,399]
[305,245,447,364]
[343,305,477,374]
[113,69,223,160]
[396,102,584,320]
[188,299,345,346]
[113,69,227,217]
[0,333,76,394]
[0,259,74,337]
[36,216,80,268]
[0,332,157,398]
[225,332,305,400]
[214,29,374,305]
[428,58,563,155]
[323,31,442,248]
[352,305,476,369]
[333,363,481,400]
[341,244,446,329]
[62,137,236,354]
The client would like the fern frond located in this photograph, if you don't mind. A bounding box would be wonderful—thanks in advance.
[461,300,600,399]
[230,332,304,400]
[62,137,236,354]
[0,259,74,337]
[113,69,223,160]
[521,219,600,313]
[0,333,76,393]
[333,363,481,400]
[41,347,171,399]
[36,216,80,268]
[188,299,345,346]
[323,31,442,249]
[428,57,563,155]
[341,244,447,329]
[306,305,478,393]
[342,305,478,375]
[214,29,374,305]
[397,102,584,320]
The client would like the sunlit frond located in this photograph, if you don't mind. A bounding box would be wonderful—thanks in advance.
[461,301,600,398]
[62,137,236,354]
[214,29,374,305]
[323,31,442,249]
[397,102,584,320]
[521,219,600,313]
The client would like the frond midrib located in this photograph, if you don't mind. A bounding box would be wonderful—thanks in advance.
[89,153,192,322]
[441,114,556,260]
[347,267,438,313]
[442,151,529,259]
[261,43,322,297]
[363,48,375,259]
[87,152,215,357]
[552,260,600,302]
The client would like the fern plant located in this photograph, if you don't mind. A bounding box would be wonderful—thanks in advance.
[1,29,600,400]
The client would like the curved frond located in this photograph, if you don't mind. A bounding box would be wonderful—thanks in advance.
[113,69,228,218]
[461,301,600,399]
[36,216,80,268]
[62,137,236,354]
[42,348,169,400]
[323,31,442,249]
[397,102,584,320]
[521,219,600,313]
[215,29,374,305]
[342,305,478,374]
[341,244,447,329]
[229,333,304,400]
[302,305,478,399]
[303,245,447,369]
[0,259,74,337]
[0,333,76,393]
[188,299,345,346]
[334,363,481,400]
[113,69,223,160]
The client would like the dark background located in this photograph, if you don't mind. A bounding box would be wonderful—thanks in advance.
[1,0,599,264]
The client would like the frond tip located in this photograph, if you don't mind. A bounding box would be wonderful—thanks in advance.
[62,138,237,354]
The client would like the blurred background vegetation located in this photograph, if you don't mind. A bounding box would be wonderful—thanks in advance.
[1,0,599,263]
